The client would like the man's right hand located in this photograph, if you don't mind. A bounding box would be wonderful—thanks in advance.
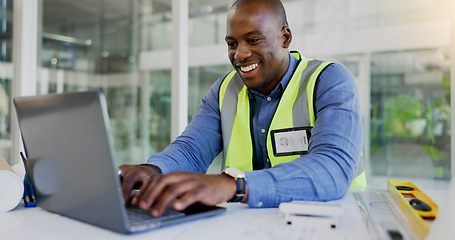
[119,164,162,203]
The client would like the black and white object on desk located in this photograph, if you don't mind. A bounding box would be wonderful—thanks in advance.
[279,201,344,229]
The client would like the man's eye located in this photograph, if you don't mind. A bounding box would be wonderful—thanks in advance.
[248,38,261,44]
[227,42,237,47]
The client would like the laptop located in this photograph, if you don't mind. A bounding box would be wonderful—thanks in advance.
[13,90,226,234]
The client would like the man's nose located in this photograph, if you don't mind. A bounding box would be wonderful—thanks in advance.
[234,43,252,61]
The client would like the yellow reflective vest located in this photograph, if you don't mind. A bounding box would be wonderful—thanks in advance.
[219,51,366,187]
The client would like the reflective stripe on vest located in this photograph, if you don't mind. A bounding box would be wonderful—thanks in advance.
[219,52,366,186]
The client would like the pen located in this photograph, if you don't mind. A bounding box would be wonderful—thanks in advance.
[20,152,37,207]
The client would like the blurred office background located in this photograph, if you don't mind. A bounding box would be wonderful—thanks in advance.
[0,0,453,189]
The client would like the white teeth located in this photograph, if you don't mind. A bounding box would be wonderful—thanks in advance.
[240,63,258,72]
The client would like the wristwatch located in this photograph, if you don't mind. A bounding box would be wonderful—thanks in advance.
[223,168,246,202]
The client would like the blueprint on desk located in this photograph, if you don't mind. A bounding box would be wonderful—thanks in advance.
[219,195,369,240]
[136,194,370,240]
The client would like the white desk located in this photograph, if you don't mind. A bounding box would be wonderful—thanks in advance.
[1,194,369,240]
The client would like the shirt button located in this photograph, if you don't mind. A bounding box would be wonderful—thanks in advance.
[257,201,263,207]
[267,158,270,163]
[261,129,266,133]
[267,97,271,101]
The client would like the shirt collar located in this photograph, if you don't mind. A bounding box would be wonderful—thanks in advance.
[248,51,298,98]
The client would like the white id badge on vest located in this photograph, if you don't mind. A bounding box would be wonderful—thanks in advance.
[271,127,312,157]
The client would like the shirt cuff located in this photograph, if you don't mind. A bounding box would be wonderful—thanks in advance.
[245,170,277,208]
[146,158,172,175]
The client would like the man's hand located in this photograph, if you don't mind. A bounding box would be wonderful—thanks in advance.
[131,172,243,217]
[119,164,162,203]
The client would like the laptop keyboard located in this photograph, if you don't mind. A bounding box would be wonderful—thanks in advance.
[126,204,185,225]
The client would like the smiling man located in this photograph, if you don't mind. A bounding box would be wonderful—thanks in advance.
[225,0,291,95]
[120,0,364,217]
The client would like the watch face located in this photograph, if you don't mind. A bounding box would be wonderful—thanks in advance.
[224,168,245,179]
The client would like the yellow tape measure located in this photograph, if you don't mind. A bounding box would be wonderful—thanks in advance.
[388,180,438,239]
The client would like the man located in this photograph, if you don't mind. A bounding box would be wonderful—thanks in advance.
[120,0,363,218]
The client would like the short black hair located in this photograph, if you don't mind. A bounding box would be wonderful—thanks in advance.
[231,0,289,28]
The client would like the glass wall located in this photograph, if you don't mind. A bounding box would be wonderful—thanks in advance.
[287,0,452,187]
[0,0,12,161]
[39,0,172,165]
[0,0,12,61]
[369,49,451,180]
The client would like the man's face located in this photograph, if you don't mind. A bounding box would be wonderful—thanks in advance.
[225,3,291,95]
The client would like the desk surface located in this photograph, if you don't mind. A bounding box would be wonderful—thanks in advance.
[1,194,369,240]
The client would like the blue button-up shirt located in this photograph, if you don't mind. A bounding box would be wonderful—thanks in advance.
[249,53,297,170]
[147,52,363,208]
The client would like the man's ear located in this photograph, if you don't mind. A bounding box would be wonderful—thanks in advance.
[282,26,292,48]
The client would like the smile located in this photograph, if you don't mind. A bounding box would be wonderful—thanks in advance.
[240,63,259,73]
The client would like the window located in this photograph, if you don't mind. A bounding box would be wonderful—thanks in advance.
[369,49,451,180]
[40,0,172,165]
[0,0,12,161]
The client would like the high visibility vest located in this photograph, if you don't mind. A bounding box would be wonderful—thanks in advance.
[219,51,366,186]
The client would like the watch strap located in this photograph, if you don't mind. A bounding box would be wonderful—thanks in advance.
[229,176,246,202]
